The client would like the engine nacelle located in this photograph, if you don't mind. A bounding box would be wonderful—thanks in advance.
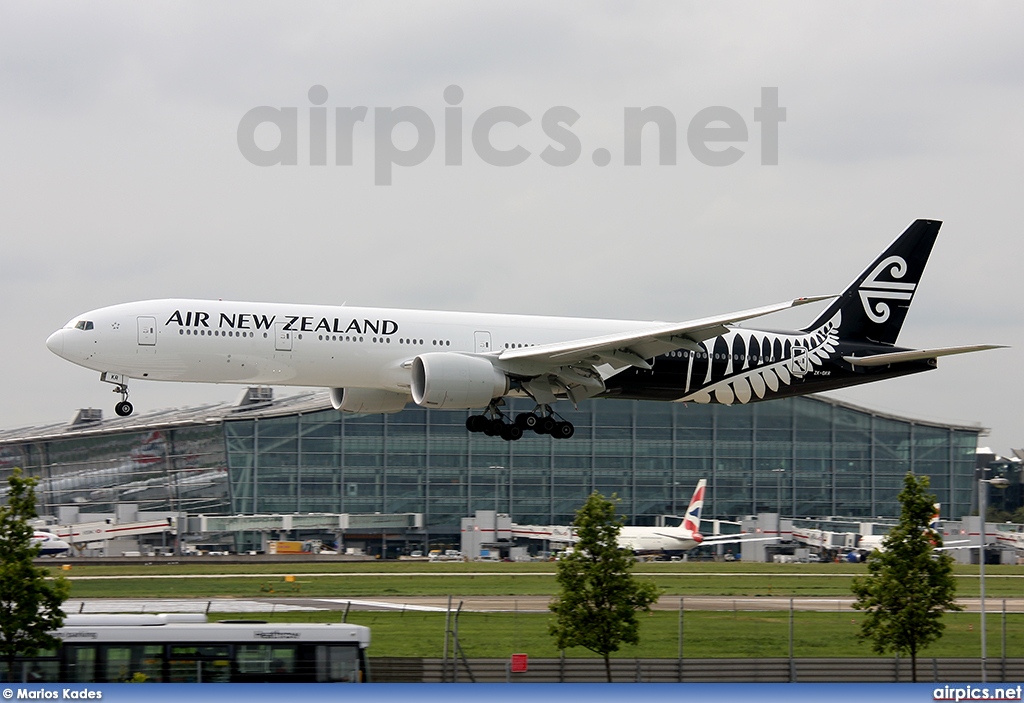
[330,387,411,414]
[411,353,509,409]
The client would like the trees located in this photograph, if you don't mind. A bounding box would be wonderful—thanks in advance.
[851,472,961,682]
[548,491,660,682]
[0,469,70,682]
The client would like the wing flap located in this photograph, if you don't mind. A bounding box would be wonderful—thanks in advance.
[843,344,1006,367]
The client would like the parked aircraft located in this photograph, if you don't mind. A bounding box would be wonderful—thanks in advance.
[46,220,1001,440]
[856,504,967,555]
[31,531,71,556]
[519,480,777,555]
[616,480,778,554]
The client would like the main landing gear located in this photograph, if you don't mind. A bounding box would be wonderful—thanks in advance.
[466,404,574,441]
[101,372,134,417]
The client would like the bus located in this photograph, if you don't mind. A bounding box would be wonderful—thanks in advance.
[4,614,369,683]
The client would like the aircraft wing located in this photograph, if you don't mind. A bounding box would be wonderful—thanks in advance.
[933,540,973,551]
[648,532,693,543]
[498,296,834,372]
[843,344,1006,367]
[647,532,778,545]
[701,534,781,545]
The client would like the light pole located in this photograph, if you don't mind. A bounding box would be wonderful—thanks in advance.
[978,472,1009,683]
[772,468,786,516]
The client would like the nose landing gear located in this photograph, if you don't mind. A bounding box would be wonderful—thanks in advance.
[101,372,134,417]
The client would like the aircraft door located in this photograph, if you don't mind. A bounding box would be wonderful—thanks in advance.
[275,322,293,352]
[791,346,809,378]
[137,317,157,346]
[474,331,492,353]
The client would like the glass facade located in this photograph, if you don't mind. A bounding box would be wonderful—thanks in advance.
[0,395,980,537]
[0,424,227,517]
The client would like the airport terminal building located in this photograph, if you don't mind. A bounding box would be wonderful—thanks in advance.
[0,390,984,552]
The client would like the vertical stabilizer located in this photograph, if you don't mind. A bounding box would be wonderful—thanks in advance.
[804,219,941,345]
[682,479,706,535]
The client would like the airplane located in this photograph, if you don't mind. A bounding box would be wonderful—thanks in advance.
[46,220,1002,441]
[855,504,968,555]
[31,531,71,556]
[615,479,777,554]
[517,480,778,555]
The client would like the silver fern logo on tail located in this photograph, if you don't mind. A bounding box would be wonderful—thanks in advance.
[680,312,841,405]
[858,255,916,323]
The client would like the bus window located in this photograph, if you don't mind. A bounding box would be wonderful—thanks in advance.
[316,645,361,682]
[235,644,298,680]
[102,644,164,682]
[23,660,59,683]
[66,645,97,683]
[169,645,230,683]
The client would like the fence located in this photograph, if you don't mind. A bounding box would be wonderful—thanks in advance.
[370,656,1024,683]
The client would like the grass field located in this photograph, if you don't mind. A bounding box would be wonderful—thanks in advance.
[51,561,1024,599]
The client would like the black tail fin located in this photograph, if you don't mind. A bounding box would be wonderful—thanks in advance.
[803,219,941,346]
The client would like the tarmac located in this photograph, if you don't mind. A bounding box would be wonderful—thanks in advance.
[65,595,1024,614]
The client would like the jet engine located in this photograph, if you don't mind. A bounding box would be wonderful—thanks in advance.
[411,353,509,409]
[330,387,411,414]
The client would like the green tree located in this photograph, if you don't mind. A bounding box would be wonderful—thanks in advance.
[1012,505,1024,525]
[851,472,961,682]
[548,491,660,682]
[0,469,70,682]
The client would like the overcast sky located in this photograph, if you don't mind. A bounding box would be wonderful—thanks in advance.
[3,2,1022,453]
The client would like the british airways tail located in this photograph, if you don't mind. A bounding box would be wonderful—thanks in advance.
[682,479,706,536]
[803,219,940,346]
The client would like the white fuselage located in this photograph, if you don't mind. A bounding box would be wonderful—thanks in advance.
[32,531,71,556]
[616,526,702,553]
[46,299,657,394]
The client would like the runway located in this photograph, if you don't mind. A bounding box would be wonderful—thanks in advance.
[65,595,1024,615]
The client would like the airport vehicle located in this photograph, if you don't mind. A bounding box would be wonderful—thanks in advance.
[3,614,369,683]
[30,530,70,556]
[46,220,1000,440]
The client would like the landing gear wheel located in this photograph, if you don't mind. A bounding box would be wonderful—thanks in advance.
[115,401,134,417]
[501,424,524,441]
[553,421,575,439]
[515,413,539,430]
[536,416,557,435]
[466,415,487,432]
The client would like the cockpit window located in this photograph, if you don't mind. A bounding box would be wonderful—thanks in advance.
[74,320,94,331]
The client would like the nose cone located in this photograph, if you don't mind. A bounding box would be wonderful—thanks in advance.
[46,329,65,356]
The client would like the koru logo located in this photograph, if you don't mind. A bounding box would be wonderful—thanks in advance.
[858,255,916,323]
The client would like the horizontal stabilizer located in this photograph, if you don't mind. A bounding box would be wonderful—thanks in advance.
[843,344,1006,367]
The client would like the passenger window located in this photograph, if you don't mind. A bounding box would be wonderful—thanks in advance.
[66,645,97,682]
[102,644,163,682]
[169,645,230,683]
[21,660,59,683]
[316,645,360,682]
[236,644,299,679]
